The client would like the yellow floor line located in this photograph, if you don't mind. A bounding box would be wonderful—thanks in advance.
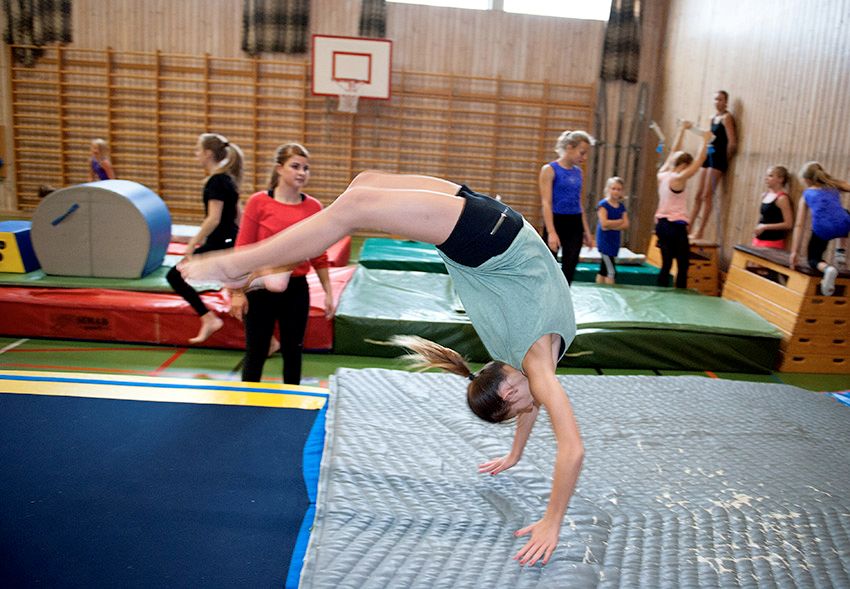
[0,370,328,410]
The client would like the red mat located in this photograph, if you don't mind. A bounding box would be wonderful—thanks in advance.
[0,250,356,351]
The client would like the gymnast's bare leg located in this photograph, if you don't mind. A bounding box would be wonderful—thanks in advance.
[181,171,466,287]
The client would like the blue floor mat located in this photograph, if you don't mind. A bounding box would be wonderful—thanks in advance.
[0,392,318,588]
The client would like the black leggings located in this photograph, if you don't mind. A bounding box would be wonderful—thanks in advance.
[543,213,584,284]
[166,242,231,316]
[242,276,310,385]
[807,233,830,269]
[655,218,690,289]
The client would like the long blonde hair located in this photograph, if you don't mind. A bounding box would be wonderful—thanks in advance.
[800,161,841,189]
[388,335,511,423]
[199,133,244,191]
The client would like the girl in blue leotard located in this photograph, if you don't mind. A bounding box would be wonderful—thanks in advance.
[789,162,850,296]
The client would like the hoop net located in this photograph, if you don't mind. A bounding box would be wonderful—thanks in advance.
[335,79,365,113]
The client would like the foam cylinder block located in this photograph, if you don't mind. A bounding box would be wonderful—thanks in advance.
[0,220,40,273]
[32,180,171,278]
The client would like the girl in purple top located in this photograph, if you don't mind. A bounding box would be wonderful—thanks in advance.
[595,177,629,284]
[789,162,850,296]
[539,130,595,284]
[89,139,115,181]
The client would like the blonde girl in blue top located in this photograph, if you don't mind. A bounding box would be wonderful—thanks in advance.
[539,130,595,284]
[595,176,629,284]
[789,162,850,296]
[182,170,583,568]
[89,139,115,181]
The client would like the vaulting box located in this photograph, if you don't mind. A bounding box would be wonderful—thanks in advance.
[0,220,40,273]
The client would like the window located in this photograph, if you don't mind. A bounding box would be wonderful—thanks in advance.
[388,0,488,9]
[504,0,611,20]
[387,0,612,21]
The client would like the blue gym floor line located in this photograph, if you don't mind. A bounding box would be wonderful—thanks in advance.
[286,404,327,588]
[0,373,329,398]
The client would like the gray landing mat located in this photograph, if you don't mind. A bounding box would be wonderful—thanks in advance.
[301,370,850,588]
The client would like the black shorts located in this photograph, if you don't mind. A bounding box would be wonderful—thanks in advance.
[436,185,523,267]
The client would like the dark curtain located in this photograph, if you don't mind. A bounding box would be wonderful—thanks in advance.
[242,0,309,56]
[2,0,72,67]
[600,0,641,83]
[359,0,386,38]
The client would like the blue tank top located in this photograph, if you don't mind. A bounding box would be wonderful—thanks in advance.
[549,162,583,215]
[91,157,110,180]
[595,199,626,257]
[804,187,850,241]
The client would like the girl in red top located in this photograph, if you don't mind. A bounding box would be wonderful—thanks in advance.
[230,144,335,384]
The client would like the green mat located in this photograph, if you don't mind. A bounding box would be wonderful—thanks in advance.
[358,238,448,273]
[0,255,222,293]
[573,262,667,286]
[357,237,665,285]
[334,267,782,372]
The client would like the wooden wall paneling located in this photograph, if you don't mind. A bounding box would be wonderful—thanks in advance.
[155,51,163,195]
[654,0,850,270]
[1,0,674,217]
[8,46,593,226]
[3,1,672,218]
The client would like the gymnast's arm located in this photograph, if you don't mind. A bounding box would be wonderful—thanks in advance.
[598,206,629,231]
[513,336,584,566]
[672,128,713,187]
[315,266,335,319]
[789,198,809,270]
[539,165,560,253]
[478,403,539,476]
[101,159,115,180]
[658,123,688,174]
[723,113,737,160]
[186,199,223,256]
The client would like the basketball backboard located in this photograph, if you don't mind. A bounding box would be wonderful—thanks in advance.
[311,34,392,101]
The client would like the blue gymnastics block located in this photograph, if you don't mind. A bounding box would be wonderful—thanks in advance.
[32,180,172,278]
[0,220,40,273]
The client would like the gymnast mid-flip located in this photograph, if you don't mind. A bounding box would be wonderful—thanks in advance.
[181,171,582,566]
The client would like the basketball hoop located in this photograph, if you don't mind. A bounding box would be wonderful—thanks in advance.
[335,79,364,114]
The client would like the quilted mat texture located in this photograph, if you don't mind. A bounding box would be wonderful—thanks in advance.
[300,371,850,588]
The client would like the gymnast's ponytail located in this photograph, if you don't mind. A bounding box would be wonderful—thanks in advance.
[199,133,245,191]
[800,161,841,190]
[387,335,511,424]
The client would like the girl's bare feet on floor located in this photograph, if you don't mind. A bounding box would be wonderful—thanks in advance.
[268,336,281,357]
[189,312,224,344]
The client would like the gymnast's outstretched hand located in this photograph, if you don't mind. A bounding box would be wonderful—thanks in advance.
[514,516,560,566]
[478,454,519,476]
